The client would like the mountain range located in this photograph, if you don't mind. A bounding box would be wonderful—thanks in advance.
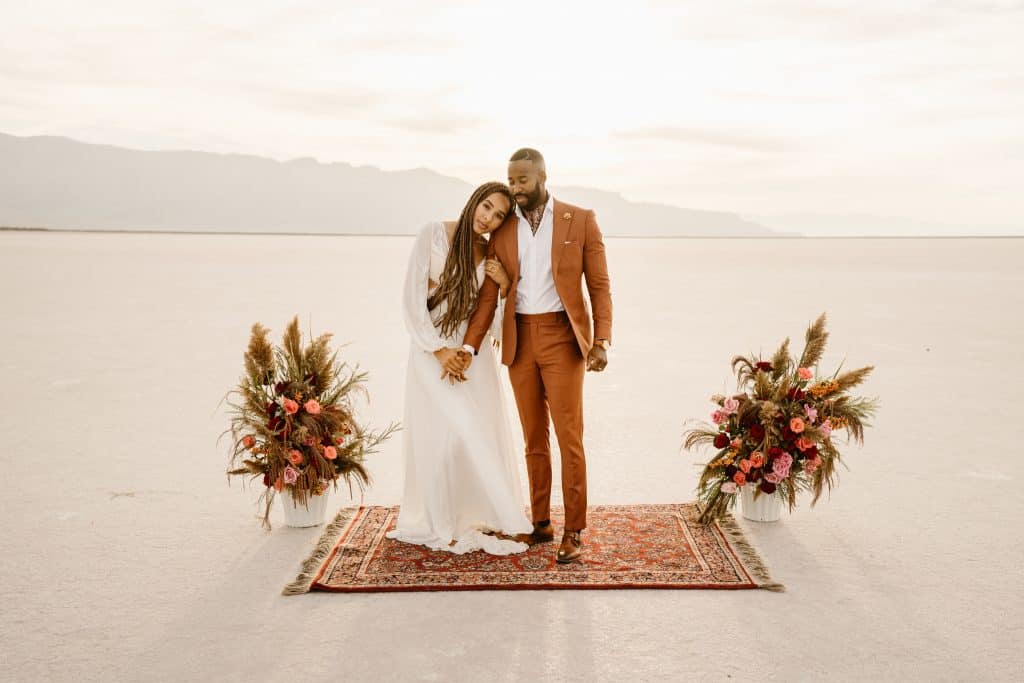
[0,132,777,236]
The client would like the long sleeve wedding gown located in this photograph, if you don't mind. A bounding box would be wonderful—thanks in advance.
[386,221,532,555]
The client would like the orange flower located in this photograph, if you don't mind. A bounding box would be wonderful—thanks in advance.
[242,435,255,449]
[739,459,752,474]
[749,451,765,468]
[304,399,321,415]
[273,477,284,492]
[796,436,813,451]
[323,446,338,460]
[789,417,805,434]
[288,449,304,465]
[282,398,299,415]
[733,472,747,486]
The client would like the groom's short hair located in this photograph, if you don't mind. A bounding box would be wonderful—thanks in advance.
[510,148,545,167]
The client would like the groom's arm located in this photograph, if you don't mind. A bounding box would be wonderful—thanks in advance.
[582,209,613,345]
[462,240,501,354]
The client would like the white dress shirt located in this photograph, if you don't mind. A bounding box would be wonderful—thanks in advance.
[515,194,565,314]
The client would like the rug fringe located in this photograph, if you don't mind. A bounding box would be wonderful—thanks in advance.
[282,506,360,596]
[716,514,786,592]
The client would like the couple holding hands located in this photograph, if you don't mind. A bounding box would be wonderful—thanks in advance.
[389,148,613,564]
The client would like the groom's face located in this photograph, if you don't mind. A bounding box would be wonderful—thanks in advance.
[508,160,546,211]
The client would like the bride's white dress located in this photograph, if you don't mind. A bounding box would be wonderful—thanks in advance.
[386,221,532,555]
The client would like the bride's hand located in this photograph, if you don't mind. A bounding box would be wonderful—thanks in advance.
[484,258,510,297]
[434,347,467,382]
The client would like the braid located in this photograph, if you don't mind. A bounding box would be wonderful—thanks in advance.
[427,181,513,338]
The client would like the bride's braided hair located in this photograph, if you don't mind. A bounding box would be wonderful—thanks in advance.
[427,181,514,338]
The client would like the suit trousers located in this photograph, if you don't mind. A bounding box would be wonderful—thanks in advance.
[508,311,587,531]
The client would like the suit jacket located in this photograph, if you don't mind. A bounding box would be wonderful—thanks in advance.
[464,198,613,366]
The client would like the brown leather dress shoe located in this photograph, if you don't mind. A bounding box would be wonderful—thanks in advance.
[511,521,555,545]
[556,530,582,564]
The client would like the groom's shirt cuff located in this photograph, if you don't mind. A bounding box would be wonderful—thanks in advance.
[462,344,477,356]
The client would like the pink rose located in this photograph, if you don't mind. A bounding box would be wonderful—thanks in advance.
[711,410,728,425]
[804,456,822,474]
[749,451,765,468]
[798,367,813,380]
[288,449,304,465]
[773,453,793,479]
[323,446,337,460]
[796,437,814,452]
[283,465,299,484]
[789,417,805,434]
[282,398,299,415]
[733,472,747,486]
[242,435,255,449]
[739,459,752,474]
[764,472,781,484]
[304,399,321,415]
[820,420,833,437]
[804,404,818,423]
[723,397,740,414]
[720,482,738,494]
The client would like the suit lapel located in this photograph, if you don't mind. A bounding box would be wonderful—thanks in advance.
[551,198,570,274]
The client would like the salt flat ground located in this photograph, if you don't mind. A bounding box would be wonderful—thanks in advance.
[1,232,1022,682]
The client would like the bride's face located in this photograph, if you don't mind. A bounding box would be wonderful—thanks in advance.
[472,193,511,236]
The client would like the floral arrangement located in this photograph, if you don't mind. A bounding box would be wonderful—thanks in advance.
[683,314,878,524]
[225,317,397,528]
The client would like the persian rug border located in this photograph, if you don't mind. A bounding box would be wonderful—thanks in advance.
[283,504,784,595]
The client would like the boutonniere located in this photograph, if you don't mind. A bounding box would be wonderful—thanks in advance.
[562,211,572,221]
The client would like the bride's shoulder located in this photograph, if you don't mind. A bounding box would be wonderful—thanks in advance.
[415,221,442,239]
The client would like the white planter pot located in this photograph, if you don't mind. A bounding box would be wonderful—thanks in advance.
[280,487,330,527]
[740,484,782,523]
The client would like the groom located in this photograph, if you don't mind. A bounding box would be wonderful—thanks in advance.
[461,148,613,564]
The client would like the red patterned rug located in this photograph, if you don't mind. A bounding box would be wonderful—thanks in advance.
[283,503,783,594]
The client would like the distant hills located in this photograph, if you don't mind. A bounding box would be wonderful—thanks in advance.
[0,132,777,236]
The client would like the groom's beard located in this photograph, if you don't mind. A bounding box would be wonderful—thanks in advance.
[517,186,546,211]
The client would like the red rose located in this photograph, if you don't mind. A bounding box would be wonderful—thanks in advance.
[756,362,773,372]
[266,402,277,417]
[263,474,270,487]
[768,447,783,458]
[760,481,777,494]
[748,469,763,483]
[713,433,730,449]
[749,425,765,441]
[782,426,795,440]
[725,465,738,477]
[807,445,819,457]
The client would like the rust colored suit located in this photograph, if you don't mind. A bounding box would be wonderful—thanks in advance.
[464,199,612,531]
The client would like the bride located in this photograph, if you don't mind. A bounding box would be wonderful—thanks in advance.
[387,181,533,555]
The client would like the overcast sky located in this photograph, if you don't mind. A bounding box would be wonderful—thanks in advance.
[1,0,1021,230]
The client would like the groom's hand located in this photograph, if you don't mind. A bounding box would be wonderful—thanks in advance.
[586,345,608,372]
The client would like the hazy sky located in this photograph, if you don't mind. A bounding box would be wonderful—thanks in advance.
[1,0,1022,229]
